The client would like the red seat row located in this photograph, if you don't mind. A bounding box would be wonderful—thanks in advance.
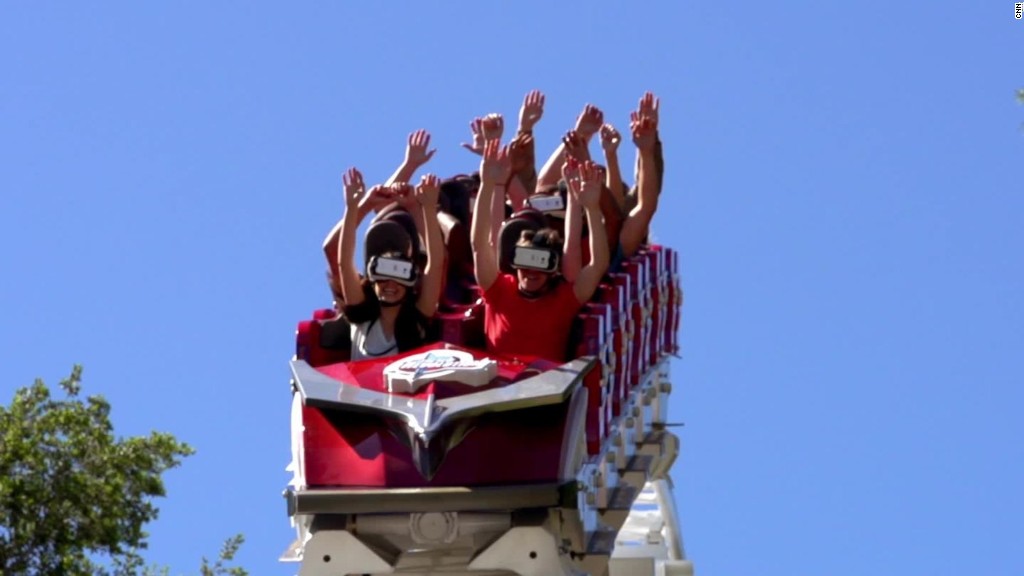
[295,244,683,456]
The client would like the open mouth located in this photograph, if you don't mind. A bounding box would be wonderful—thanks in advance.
[377,282,402,300]
[518,272,548,294]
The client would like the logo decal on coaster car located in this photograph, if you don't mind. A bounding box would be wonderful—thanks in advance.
[384,350,497,393]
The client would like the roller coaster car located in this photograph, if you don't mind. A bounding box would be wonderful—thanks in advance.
[283,246,691,576]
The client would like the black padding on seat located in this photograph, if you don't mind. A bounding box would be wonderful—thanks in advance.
[440,178,473,228]
[319,317,352,352]
[439,211,476,306]
[379,208,420,251]
[364,219,414,268]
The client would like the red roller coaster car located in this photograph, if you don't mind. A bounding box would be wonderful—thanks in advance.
[283,246,692,576]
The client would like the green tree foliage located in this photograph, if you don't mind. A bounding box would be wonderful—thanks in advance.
[137,534,248,576]
[199,534,248,576]
[0,366,247,575]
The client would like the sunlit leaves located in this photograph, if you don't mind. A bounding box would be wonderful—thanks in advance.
[0,366,193,575]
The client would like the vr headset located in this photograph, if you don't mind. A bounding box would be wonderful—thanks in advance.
[528,193,566,216]
[511,246,560,273]
[367,255,418,286]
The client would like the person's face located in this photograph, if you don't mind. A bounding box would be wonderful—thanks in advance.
[374,279,407,304]
[516,268,553,295]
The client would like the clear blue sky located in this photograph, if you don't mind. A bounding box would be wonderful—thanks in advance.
[2,2,1021,574]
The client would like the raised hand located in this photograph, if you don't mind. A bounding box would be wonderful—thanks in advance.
[461,118,485,155]
[480,139,511,185]
[562,130,590,161]
[630,111,657,153]
[518,89,545,133]
[561,155,582,193]
[364,185,394,214]
[577,160,602,210]
[342,167,365,210]
[405,129,436,167]
[481,113,504,142]
[391,182,417,212]
[415,173,441,209]
[574,104,604,140]
[509,131,534,173]
[600,123,621,152]
[638,91,660,128]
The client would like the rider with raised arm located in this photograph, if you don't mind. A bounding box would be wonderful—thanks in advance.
[472,138,609,363]
[337,168,444,360]
[322,129,437,309]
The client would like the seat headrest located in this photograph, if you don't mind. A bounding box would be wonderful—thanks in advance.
[364,218,415,268]
[366,207,417,266]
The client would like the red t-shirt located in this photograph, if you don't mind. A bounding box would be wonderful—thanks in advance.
[483,273,582,362]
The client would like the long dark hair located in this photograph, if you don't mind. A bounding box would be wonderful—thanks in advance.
[342,277,432,353]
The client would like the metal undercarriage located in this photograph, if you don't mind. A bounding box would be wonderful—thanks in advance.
[283,359,693,576]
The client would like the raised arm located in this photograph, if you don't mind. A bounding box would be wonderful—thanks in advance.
[337,168,372,307]
[392,182,427,244]
[471,139,511,292]
[508,132,535,207]
[460,117,485,156]
[478,114,506,250]
[413,174,444,317]
[562,129,591,163]
[512,90,543,193]
[518,89,545,134]
[537,104,603,190]
[560,157,583,283]
[322,183,395,297]
[631,92,662,192]
[536,143,566,191]
[573,161,610,303]
[600,123,626,211]
[505,173,530,213]
[385,129,436,186]
[620,112,660,257]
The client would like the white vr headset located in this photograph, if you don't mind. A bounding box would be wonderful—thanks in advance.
[527,194,565,215]
[511,246,560,273]
[367,256,418,286]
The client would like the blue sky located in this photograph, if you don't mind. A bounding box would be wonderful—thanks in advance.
[1,2,1021,574]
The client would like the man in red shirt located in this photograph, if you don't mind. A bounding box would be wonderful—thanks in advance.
[472,132,609,363]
